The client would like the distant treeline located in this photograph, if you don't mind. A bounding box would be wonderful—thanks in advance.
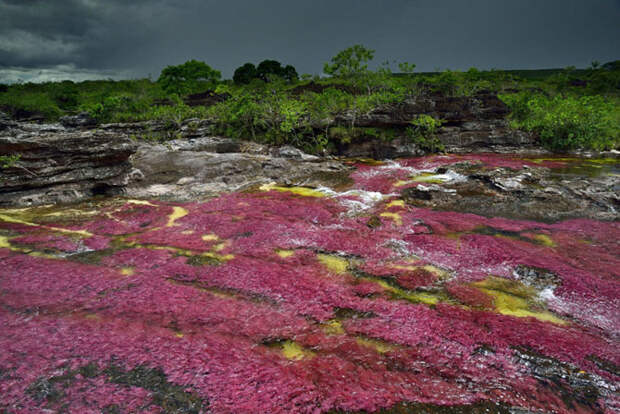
[1,45,618,152]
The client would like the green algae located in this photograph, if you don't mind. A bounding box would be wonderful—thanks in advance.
[473,276,566,325]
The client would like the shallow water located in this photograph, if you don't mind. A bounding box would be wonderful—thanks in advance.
[0,153,618,413]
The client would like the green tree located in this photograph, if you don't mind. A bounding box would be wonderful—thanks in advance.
[323,45,375,77]
[397,62,417,74]
[256,60,283,81]
[233,63,258,84]
[157,60,221,95]
[282,64,299,82]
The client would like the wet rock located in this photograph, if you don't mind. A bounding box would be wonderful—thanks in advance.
[513,265,561,291]
[0,110,17,131]
[59,111,97,128]
[128,139,351,201]
[401,186,434,201]
[512,347,616,412]
[401,161,619,221]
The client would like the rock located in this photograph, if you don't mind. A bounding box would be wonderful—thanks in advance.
[0,127,137,206]
[167,136,241,153]
[270,145,319,160]
[330,92,536,157]
[0,111,17,131]
[59,112,97,128]
[127,141,351,201]
[400,160,619,221]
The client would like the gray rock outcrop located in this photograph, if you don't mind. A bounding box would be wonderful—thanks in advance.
[0,123,137,206]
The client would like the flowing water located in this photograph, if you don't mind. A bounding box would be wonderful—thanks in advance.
[0,154,618,413]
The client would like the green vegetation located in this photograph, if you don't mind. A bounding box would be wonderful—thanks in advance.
[1,49,618,153]
[0,154,21,168]
[157,59,221,94]
[501,93,618,150]
[406,114,445,152]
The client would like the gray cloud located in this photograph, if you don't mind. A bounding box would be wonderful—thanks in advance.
[1,0,618,83]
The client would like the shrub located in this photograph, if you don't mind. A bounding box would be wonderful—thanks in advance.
[406,114,445,152]
[502,93,619,150]
[0,154,21,168]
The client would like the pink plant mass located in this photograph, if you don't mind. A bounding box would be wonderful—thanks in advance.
[1,154,618,413]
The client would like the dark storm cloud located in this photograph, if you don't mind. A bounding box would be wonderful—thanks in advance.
[1,0,619,82]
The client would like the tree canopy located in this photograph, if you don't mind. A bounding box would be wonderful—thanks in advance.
[157,60,221,94]
[323,45,375,77]
[233,60,298,84]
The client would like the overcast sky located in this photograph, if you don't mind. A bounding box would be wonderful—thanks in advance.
[1,0,618,83]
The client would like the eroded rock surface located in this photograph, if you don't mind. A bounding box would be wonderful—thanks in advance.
[391,155,619,221]
[127,138,351,201]
[333,93,535,157]
[0,122,136,207]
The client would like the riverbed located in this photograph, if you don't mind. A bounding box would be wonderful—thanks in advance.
[1,153,618,413]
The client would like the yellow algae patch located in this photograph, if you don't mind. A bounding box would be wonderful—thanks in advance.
[318,254,349,274]
[356,337,396,354]
[531,234,555,247]
[202,233,219,242]
[0,235,56,258]
[213,241,231,252]
[410,172,445,184]
[394,180,411,187]
[0,235,10,249]
[120,267,135,276]
[259,183,326,198]
[281,341,314,360]
[323,320,345,335]
[0,213,93,237]
[174,332,184,338]
[373,279,442,305]
[126,199,158,206]
[386,199,405,208]
[473,277,566,325]
[166,206,188,227]
[120,239,234,263]
[181,230,195,235]
[43,209,99,218]
[276,249,295,258]
[380,212,403,226]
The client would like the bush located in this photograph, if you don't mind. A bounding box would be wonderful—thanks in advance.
[502,93,619,150]
[406,114,445,152]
